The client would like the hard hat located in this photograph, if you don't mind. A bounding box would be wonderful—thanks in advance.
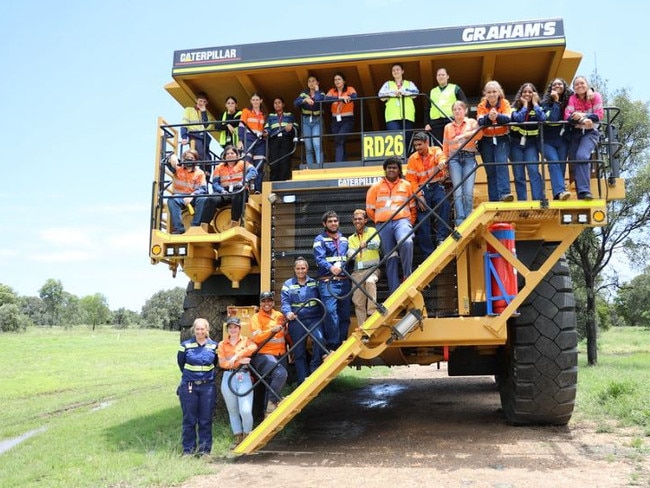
[260,291,274,301]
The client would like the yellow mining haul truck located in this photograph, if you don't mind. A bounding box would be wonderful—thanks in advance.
[149,18,624,454]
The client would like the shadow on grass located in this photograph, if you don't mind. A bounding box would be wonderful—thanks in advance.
[103,407,181,453]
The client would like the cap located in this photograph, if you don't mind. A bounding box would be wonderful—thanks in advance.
[225,316,241,327]
[260,291,274,301]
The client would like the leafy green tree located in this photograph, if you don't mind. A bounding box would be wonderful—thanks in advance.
[19,296,47,325]
[0,303,33,332]
[79,294,112,330]
[0,283,19,307]
[59,292,80,328]
[568,77,650,365]
[615,268,650,327]
[39,279,65,326]
[141,287,185,329]
[112,307,141,328]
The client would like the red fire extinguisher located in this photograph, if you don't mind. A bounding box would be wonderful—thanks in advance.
[486,223,517,314]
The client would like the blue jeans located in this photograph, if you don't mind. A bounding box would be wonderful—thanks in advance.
[510,137,543,200]
[288,316,327,384]
[221,370,254,435]
[568,129,599,196]
[302,115,322,168]
[543,139,569,197]
[318,279,352,350]
[378,218,414,293]
[251,354,287,404]
[448,153,477,225]
[479,136,511,201]
[243,135,266,191]
[168,195,206,234]
[415,183,450,254]
[179,380,216,454]
[386,120,414,154]
[331,117,354,162]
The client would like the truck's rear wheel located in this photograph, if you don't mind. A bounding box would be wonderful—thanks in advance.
[499,245,578,425]
[179,288,234,342]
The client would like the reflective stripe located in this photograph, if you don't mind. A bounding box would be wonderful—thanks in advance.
[429,84,458,120]
[511,125,539,137]
[184,364,215,372]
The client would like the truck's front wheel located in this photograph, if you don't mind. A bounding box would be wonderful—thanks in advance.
[498,246,578,425]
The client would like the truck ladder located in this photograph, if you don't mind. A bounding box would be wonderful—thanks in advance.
[234,198,607,454]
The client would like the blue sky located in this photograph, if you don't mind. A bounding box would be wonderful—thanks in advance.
[0,0,644,311]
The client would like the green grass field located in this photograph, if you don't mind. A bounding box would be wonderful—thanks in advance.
[0,326,648,487]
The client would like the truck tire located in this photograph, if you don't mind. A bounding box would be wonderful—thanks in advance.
[498,245,578,425]
[179,289,234,342]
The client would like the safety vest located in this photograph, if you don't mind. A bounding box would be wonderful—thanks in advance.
[250,309,286,356]
[442,118,481,157]
[218,110,241,146]
[384,80,416,122]
[429,83,459,120]
[347,227,381,271]
[181,106,215,133]
[240,108,265,135]
[172,166,206,194]
[476,98,512,137]
[212,160,248,186]
[406,146,448,187]
[366,178,416,223]
[326,86,357,118]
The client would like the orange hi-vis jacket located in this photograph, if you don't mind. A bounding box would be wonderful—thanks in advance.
[212,160,249,186]
[250,309,287,356]
[406,146,448,191]
[326,86,357,118]
[443,117,482,158]
[172,166,207,194]
[366,177,417,225]
[217,336,257,370]
[239,108,265,135]
[476,98,512,137]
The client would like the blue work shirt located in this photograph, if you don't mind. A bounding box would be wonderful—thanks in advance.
[177,337,218,383]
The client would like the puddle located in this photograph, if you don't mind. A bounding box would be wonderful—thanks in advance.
[0,427,47,455]
[361,383,408,409]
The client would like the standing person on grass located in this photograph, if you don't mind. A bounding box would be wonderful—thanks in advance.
[177,318,218,456]
[217,316,257,447]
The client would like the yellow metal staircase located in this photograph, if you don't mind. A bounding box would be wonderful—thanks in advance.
[234,198,609,454]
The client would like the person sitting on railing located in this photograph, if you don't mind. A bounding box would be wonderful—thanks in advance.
[294,75,326,169]
[406,132,451,253]
[564,75,604,200]
[180,92,215,176]
[425,68,468,148]
[541,78,572,200]
[216,96,242,149]
[443,101,482,226]
[165,149,207,234]
[476,80,513,202]
[264,97,297,181]
[325,72,358,162]
[378,63,419,152]
[510,82,546,201]
[238,93,266,192]
[202,145,257,230]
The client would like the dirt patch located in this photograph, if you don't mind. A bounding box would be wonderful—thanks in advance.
[175,365,649,488]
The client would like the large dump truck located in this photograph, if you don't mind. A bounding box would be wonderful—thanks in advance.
[149,18,624,454]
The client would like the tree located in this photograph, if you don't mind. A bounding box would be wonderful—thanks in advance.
[79,294,112,330]
[39,279,65,326]
[141,287,185,329]
[19,296,47,325]
[59,292,80,328]
[112,307,141,328]
[567,77,650,365]
[615,268,650,327]
[0,283,19,307]
[0,303,33,332]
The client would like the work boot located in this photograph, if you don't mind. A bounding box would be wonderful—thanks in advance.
[265,401,278,417]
